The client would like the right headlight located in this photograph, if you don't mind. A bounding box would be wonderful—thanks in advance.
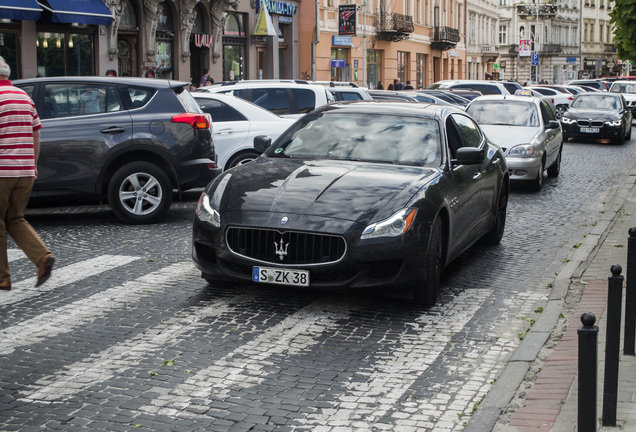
[196,192,220,227]
[560,117,576,124]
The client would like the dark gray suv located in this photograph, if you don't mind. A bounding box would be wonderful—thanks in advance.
[14,76,219,224]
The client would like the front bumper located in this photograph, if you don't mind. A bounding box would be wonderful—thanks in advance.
[561,122,623,140]
[191,216,430,292]
[506,156,543,182]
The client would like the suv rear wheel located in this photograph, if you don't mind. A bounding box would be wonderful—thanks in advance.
[108,162,173,224]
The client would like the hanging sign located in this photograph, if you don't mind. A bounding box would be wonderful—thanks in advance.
[339,4,357,36]
[519,39,531,57]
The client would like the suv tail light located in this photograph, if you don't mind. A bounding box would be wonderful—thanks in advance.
[171,113,210,130]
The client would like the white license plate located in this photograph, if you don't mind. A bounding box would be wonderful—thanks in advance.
[252,266,310,287]
[580,127,600,133]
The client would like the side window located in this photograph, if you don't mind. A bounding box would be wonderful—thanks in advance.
[540,101,557,122]
[41,84,123,119]
[292,89,317,113]
[251,88,290,115]
[18,85,35,99]
[452,114,483,148]
[335,91,363,101]
[122,86,155,109]
[197,99,247,122]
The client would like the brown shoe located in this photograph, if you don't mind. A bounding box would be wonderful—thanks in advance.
[36,254,55,287]
[0,280,11,291]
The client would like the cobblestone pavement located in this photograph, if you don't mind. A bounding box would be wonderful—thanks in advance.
[1,134,635,431]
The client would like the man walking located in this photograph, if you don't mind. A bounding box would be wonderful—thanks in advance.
[0,56,54,291]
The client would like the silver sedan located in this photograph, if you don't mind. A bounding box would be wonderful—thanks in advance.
[466,94,563,191]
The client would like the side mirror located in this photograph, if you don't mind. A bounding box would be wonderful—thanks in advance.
[254,135,272,153]
[546,120,561,129]
[451,147,484,166]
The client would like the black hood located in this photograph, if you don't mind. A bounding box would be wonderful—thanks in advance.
[565,107,621,121]
[209,158,437,224]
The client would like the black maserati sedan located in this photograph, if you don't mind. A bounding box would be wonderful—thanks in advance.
[192,101,509,305]
[560,92,632,144]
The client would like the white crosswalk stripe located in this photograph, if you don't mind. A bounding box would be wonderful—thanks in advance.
[0,255,141,306]
[20,295,242,402]
[0,261,196,356]
[7,248,25,262]
[139,297,365,417]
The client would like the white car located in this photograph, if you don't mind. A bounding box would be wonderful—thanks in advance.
[466,94,563,191]
[193,80,335,119]
[609,80,636,115]
[427,80,512,95]
[192,93,295,171]
[524,86,575,118]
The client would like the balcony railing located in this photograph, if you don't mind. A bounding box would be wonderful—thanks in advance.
[481,45,500,55]
[605,43,617,53]
[374,12,414,41]
[516,4,557,17]
[540,43,562,54]
[431,26,460,51]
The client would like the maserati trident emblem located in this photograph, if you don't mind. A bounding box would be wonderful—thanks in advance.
[274,238,289,260]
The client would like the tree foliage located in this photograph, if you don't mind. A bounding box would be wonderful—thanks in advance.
[610,0,636,60]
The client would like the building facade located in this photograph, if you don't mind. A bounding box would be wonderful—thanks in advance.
[466,0,499,80]
[0,0,302,84]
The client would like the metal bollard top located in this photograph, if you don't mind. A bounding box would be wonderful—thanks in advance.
[581,312,596,327]
[611,264,623,276]
[629,227,636,237]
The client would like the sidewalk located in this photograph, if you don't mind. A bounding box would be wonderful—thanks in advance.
[467,165,636,432]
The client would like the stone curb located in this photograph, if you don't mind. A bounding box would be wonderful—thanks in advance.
[464,175,634,432]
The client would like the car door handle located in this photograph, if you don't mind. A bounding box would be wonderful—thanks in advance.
[473,172,482,181]
[216,128,233,135]
[100,126,126,134]
[493,158,501,166]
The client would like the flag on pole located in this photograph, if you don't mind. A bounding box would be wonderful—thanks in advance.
[253,2,276,36]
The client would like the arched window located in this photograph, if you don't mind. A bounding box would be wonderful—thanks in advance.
[224,13,244,36]
[119,0,136,29]
[193,4,205,33]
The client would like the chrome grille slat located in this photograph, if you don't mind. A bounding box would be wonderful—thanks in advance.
[226,227,347,266]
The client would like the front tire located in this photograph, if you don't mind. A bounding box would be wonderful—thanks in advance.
[413,218,444,306]
[482,181,508,245]
[108,162,173,224]
[529,159,544,191]
[226,151,261,170]
[547,147,562,178]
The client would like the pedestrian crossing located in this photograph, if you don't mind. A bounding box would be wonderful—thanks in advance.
[0,251,527,431]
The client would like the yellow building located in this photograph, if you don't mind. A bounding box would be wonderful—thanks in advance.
[299,0,467,89]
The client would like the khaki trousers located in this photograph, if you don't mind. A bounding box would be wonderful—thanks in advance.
[0,177,49,284]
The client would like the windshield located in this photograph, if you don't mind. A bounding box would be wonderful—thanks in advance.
[467,100,539,127]
[610,83,636,94]
[267,111,442,167]
[572,95,619,110]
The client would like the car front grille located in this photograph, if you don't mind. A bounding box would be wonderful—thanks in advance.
[577,120,604,127]
[226,227,347,265]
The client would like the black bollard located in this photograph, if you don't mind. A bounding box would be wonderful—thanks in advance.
[602,264,624,427]
[579,312,599,432]
[626,228,636,355]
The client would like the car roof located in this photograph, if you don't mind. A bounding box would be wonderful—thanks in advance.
[317,100,463,118]
[13,76,190,89]
[469,94,542,104]
[200,80,328,90]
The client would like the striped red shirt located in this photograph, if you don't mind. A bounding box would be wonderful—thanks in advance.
[0,79,42,178]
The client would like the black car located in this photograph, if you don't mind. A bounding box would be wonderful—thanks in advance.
[192,101,509,305]
[560,92,632,144]
[14,76,218,223]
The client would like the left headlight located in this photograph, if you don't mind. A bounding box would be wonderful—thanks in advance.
[196,192,220,227]
[361,208,417,239]
[605,120,622,126]
[508,144,536,157]
[561,117,576,124]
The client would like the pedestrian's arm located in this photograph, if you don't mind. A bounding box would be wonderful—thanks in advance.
[33,129,40,164]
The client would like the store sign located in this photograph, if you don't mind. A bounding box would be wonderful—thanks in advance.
[338,4,357,36]
[194,34,213,48]
[256,0,297,16]
[331,59,346,68]
[566,57,577,63]
[332,36,353,46]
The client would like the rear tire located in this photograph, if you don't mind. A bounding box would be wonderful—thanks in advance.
[226,151,261,170]
[107,162,173,224]
[413,218,444,306]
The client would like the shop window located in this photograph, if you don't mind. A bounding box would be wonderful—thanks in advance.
[37,33,94,77]
[119,0,137,29]
[0,32,18,80]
